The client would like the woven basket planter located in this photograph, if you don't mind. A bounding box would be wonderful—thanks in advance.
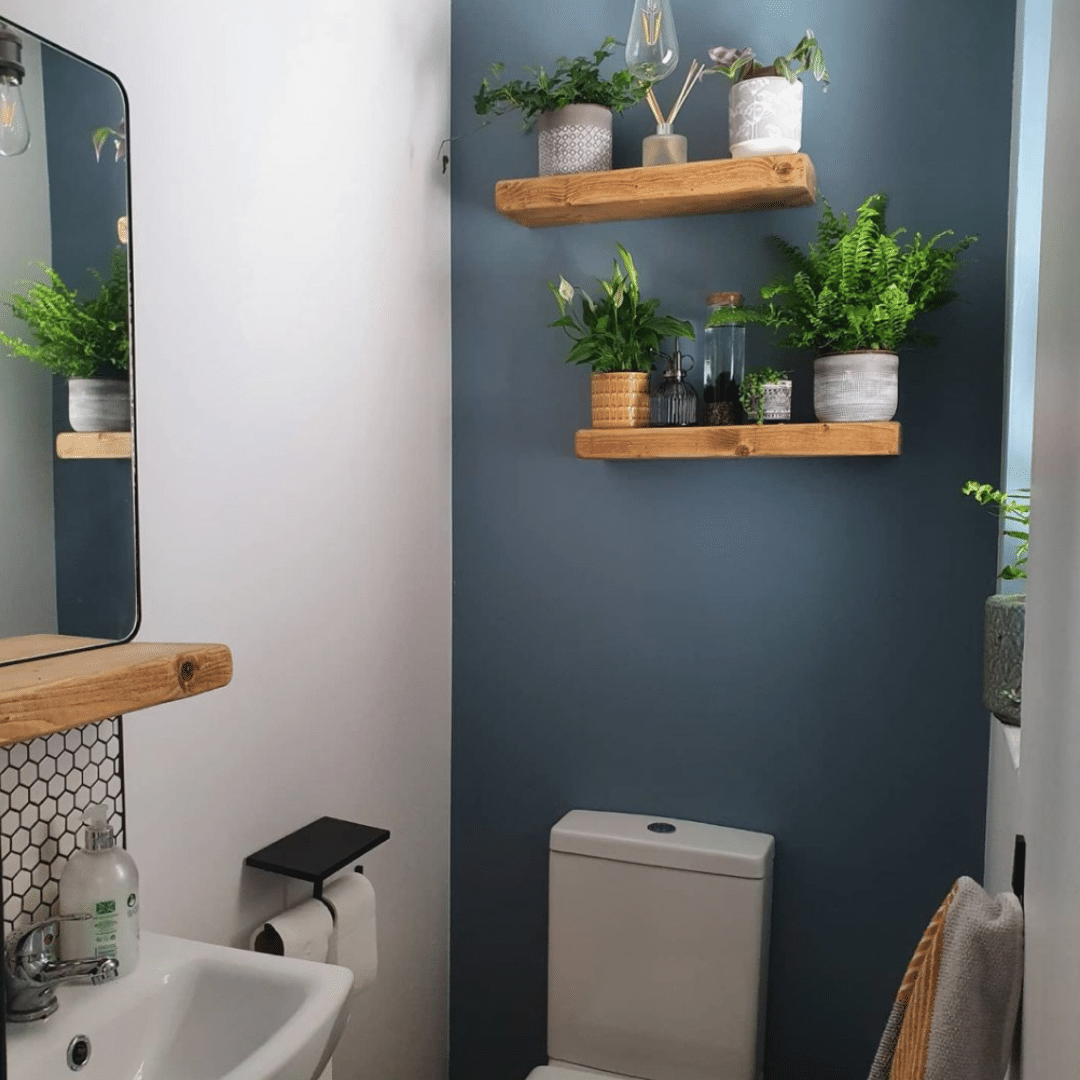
[814,352,898,422]
[590,372,650,429]
[537,104,612,176]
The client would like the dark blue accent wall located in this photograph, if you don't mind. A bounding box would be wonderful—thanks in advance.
[450,2,1015,1078]
[41,45,135,641]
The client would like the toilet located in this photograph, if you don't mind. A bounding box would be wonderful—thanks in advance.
[527,810,775,1080]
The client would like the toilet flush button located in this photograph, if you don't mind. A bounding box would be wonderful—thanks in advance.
[648,822,676,834]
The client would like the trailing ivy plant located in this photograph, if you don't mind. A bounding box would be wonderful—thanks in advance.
[0,248,130,377]
[708,29,829,87]
[740,367,789,425]
[963,481,1030,581]
[475,37,650,129]
[708,193,977,354]
[549,244,693,374]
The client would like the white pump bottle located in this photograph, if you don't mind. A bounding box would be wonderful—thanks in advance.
[58,804,140,975]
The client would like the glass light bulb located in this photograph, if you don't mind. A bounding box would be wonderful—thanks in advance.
[0,75,29,156]
[625,0,679,83]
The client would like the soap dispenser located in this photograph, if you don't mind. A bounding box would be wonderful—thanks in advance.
[59,804,139,975]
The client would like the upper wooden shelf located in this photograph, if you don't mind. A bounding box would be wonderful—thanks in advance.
[495,154,817,228]
[56,432,132,459]
[0,639,233,747]
[575,422,901,460]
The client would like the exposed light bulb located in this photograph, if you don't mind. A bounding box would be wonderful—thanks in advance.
[625,0,679,83]
[0,75,29,157]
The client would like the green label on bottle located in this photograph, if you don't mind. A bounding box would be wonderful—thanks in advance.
[95,900,116,916]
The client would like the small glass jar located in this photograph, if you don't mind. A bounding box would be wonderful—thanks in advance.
[703,291,746,425]
[651,342,699,426]
[643,123,688,167]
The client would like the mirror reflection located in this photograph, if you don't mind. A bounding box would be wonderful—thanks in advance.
[0,19,137,667]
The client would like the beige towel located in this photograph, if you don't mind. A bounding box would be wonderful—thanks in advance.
[868,877,1023,1080]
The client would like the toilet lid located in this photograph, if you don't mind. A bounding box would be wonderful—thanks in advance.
[527,1068,623,1080]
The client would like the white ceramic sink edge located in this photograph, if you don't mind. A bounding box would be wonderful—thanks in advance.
[7,931,354,1080]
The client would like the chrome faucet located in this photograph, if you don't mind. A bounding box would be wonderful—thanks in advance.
[4,914,120,1022]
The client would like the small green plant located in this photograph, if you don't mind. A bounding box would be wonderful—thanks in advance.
[475,37,650,129]
[92,117,126,163]
[708,29,829,87]
[708,193,977,354]
[963,481,1030,580]
[0,248,129,377]
[740,366,789,424]
[549,244,693,374]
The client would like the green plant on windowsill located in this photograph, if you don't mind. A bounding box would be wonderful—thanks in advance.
[707,29,830,87]
[963,481,1030,580]
[549,244,694,373]
[474,37,651,129]
[740,367,789,425]
[0,248,129,377]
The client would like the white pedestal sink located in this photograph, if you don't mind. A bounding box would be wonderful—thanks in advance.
[7,932,353,1080]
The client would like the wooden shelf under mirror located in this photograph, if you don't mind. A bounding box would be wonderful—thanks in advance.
[495,154,817,228]
[575,422,902,460]
[56,431,133,459]
[0,640,233,747]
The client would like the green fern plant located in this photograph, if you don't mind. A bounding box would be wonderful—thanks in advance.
[963,481,1029,581]
[0,249,129,377]
[549,245,694,374]
[709,193,976,354]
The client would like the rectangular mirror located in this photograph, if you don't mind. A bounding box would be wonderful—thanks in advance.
[0,17,137,668]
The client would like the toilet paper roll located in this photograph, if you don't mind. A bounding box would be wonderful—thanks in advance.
[322,872,377,996]
[250,897,334,964]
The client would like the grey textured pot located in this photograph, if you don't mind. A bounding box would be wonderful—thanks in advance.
[67,377,130,432]
[814,352,899,422]
[537,104,612,176]
[983,593,1024,725]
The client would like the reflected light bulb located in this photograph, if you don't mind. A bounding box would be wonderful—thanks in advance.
[0,76,30,157]
[625,0,679,83]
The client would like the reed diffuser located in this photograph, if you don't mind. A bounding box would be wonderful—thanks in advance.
[642,60,702,166]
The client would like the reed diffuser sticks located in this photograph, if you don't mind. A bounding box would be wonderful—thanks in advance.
[662,59,703,127]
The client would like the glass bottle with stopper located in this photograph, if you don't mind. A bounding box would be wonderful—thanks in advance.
[651,339,699,427]
[703,292,746,425]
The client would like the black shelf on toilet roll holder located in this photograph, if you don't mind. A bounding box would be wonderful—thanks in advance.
[245,816,390,900]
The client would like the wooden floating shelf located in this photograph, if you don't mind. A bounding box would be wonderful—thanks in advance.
[0,640,233,747]
[495,154,816,228]
[56,431,132,459]
[575,422,902,460]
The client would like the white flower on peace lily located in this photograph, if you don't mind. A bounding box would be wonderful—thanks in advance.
[558,277,575,303]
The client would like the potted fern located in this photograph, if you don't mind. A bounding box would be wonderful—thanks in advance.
[707,30,828,158]
[549,244,693,428]
[709,193,976,421]
[0,249,130,432]
[964,481,1029,725]
[475,38,649,176]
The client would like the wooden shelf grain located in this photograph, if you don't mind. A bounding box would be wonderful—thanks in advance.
[574,422,902,460]
[56,432,132,459]
[0,641,233,747]
[495,154,816,228]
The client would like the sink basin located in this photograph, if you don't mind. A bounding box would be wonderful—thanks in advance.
[7,931,353,1080]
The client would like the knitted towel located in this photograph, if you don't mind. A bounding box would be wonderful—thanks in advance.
[868,877,1023,1080]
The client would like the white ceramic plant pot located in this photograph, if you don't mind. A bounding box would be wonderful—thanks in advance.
[537,104,612,176]
[814,352,899,422]
[729,76,803,158]
[747,380,792,423]
[67,376,130,432]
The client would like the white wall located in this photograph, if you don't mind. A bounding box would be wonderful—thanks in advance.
[0,32,56,639]
[1014,0,1080,1074]
[0,5,452,1080]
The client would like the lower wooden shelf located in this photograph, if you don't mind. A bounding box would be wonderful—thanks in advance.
[56,431,133,459]
[575,422,902,460]
[0,640,233,746]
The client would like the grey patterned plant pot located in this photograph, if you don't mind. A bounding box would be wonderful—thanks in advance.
[537,104,612,176]
[67,377,130,432]
[814,352,899,422]
[729,76,803,158]
[747,380,792,423]
[983,593,1025,725]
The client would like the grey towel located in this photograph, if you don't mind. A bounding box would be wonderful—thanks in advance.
[868,876,1024,1080]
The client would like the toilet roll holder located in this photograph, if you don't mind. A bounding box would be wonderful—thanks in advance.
[245,816,390,901]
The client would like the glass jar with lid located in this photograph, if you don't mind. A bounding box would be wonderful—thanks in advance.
[703,291,746,425]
